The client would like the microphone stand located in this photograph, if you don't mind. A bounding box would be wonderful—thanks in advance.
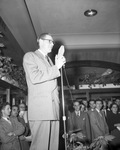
[60,67,67,150]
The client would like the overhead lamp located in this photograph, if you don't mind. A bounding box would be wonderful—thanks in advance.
[84,9,97,17]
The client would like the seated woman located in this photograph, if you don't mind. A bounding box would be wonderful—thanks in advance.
[0,102,25,150]
[107,103,120,149]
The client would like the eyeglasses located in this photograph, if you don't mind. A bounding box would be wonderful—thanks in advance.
[41,38,55,44]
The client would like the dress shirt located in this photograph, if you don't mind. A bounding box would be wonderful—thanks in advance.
[75,111,80,116]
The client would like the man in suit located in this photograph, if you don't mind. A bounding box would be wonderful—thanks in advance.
[67,100,91,143]
[89,99,109,141]
[23,33,66,150]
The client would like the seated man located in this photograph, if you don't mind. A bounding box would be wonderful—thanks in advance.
[67,100,91,144]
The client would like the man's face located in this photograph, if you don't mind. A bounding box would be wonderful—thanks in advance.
[2,105,11,117]
[40,35,54,54]
[89,101,95,109]
[73,102,80,111]
[111,104,118,113]
[82,100,88,107]
[11,106,18,117]
[19,104,26,111]
[115,99,120,106]
[95,101,102,110]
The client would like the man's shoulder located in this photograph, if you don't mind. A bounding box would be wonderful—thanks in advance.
[23,51,38,62]
[24,51,35,57]
[89,109,97,116]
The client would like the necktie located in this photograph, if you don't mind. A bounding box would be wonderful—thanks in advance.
[45,56,51,66]
[99,111,102,117]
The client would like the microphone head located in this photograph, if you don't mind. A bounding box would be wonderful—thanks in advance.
[58,45,65,57]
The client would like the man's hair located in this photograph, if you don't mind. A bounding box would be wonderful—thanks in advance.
[12,105,18,109]
[95,98,103,104]
[37,33,52,41]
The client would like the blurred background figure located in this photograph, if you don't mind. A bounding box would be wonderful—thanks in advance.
[82,100,88,112]
[18,102,30,150]
[11,105,19,118]
[115,98,120,112]
[107,99,113,111]
[80,103,86,112]
[88,99,95,111]
[107,103,120,150]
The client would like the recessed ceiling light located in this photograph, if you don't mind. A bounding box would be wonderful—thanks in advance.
[84,9,97,17]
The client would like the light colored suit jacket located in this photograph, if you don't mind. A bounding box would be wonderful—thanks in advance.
[23,50,60,120]
[89,109,109,141]
[0,117,25,150]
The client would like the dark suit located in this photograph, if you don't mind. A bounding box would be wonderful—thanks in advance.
[67,111,91,143]
[0,117,24,150]
[23,50,60,150]
[89,109,109,141]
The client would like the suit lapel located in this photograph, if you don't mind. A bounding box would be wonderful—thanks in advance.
[35,50,53,66]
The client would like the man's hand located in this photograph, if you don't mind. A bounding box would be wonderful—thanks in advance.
[55,55,66,69]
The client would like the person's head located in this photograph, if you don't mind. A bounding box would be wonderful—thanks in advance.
[115,98,120,106]
[11,105,19,117]
[107,100,112,108]
[73,101,80,112]
[37,33,54,55]
[80,103,86,112]
[89,99,95,109]
[19,103,26,111]
[82,100,88,107]
[0,102,11,118]
[111,103,119,114]
[102,100,107,109]
[95,99,103,111]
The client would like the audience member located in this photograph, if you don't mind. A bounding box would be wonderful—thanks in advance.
[67,100,91,144]
[107,99,113,111]
[18,103,30,150]
[115,98,120,111]
[107,103,120,149]
[89,99,109,141]
[88,99,95,111]
[80,103,86,112]
[82,100,88,112]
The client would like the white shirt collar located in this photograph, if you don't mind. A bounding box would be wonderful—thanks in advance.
[75,111,80,116]
[2,117,11,124]
[96,108,100,113]
[38,49,46,57]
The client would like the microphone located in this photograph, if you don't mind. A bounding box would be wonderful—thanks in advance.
[58,45,65,58]
[57,45,65,68]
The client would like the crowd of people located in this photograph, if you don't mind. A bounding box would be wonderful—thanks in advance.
[0,102,31,150]
[67,98,120,149]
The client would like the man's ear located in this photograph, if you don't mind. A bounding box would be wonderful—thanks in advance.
[37,37,39,43]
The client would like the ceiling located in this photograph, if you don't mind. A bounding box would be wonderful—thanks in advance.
[0,0,120,86]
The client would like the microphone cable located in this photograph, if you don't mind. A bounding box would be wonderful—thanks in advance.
[63,66,74,103]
